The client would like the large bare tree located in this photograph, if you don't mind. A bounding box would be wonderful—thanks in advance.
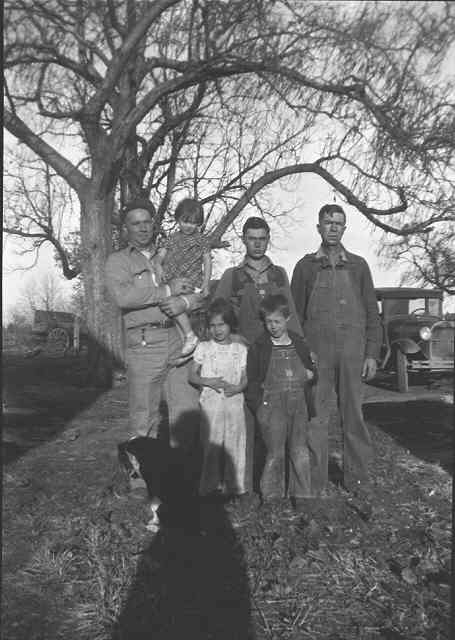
[4,0,455,383]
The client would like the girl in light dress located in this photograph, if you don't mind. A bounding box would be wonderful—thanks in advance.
[189,298,248,498]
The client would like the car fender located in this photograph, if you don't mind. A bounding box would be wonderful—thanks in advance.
[391,338,422,356]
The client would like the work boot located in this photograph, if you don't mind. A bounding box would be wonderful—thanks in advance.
[345,480,374,521]
[261,496,288,512]
[236,492,260,511]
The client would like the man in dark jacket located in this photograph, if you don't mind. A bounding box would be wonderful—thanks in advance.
[291,204,381,507]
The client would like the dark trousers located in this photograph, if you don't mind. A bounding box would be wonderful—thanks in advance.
[308,344,372,494]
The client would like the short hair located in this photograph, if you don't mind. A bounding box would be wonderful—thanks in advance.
[260,293,290,319]
[242,216,270,236]
[207,298,237,332]
[318,204,346,223]
[121,198,156,224]
[174,198,204,225]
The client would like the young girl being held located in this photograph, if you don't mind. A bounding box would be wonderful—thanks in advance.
[189,298,248,500]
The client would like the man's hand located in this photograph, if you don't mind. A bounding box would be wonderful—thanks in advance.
[169,277,193,295]
[159,296,187,317]
[362,357,377,381]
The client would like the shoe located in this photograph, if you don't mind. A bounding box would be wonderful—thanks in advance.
[181,333,199,357]
[261,496,287,510]
[345,481,374,521]
[292,497,314,515]
[170,353,194,367]
[236,492,260,510]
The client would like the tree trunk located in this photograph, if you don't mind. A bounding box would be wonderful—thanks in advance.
[80,191,124,387]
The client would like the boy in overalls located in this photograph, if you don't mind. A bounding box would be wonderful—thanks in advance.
[246,294,317,511]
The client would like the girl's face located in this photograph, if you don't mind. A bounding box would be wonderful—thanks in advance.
[264,310,289,339]
[209,313,231,343]
[178,219,199,235]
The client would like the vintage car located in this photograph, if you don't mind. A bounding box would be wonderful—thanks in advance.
[375,287,454,392]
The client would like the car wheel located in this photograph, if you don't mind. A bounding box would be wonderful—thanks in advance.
[396,348,409,393]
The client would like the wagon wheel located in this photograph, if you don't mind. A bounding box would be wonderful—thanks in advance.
[47,327,70,354]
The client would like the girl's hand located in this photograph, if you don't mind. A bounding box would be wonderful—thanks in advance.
[305,368,314,381]
[207,377,226,392]
[223,382,240,397]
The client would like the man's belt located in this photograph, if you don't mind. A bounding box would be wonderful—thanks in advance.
[128,320,175,330]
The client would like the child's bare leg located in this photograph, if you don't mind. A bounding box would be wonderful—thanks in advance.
[174,312,199,356]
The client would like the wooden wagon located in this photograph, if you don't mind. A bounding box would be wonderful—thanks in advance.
[32,310,87,355]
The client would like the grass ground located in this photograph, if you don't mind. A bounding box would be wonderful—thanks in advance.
[2,354,453,639]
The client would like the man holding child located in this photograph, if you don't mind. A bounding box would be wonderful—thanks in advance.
[105,198,203,499]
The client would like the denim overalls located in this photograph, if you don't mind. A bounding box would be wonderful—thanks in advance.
[256,344,311,499]
[304,261,373,494]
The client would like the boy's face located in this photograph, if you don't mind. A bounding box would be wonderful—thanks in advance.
[178,219,199,235]
[243,228,269,260]
[209,314,231,343]
[264,310,289,339]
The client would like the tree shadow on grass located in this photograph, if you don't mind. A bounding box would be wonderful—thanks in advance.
[112,411,255,640]
[364,400,453,475]
[2,352,109,466]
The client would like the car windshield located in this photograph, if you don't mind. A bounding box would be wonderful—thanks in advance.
[408,298,427,314]
[428,298,440,315]
[382,296,441,316]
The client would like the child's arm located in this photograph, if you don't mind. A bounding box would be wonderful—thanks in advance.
[201,250,212,298]
[156,246,167,264]
[152,247,167,284]
[189,360,225,393]
[223,367,247,397]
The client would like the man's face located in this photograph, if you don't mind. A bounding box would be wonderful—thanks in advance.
[317,211,346,247]
[243,228,269,260]
[124,208,154,248]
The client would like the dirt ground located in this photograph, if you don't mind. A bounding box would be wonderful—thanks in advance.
[2,352,453,640]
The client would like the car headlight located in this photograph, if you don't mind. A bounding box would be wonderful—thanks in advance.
[419,326,432,341]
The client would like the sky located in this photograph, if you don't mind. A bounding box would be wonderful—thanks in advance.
[5,170,452,323]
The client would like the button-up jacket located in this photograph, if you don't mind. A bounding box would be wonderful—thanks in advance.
[291,246,381,359]
[105,244,171,329]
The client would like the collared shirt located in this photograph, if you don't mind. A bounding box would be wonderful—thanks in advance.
[215,254,302,345]
[291,245,381,358]
[314,244,348,266]
[241,255,274,285]
[105,243,171,329]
